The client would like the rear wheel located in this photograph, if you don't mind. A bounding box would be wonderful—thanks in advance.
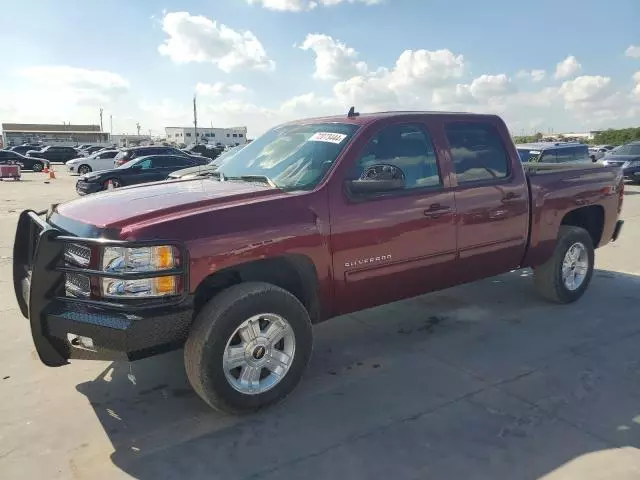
[32,161,43,172]
[184,282,313,414]
[533,226,594,303]
[78,164,92,175]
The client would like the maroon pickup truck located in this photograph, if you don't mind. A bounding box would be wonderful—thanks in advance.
[13,110,624,413]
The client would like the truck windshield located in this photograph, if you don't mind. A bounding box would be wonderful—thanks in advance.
[215,123,359,190]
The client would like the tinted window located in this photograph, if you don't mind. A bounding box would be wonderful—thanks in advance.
[134,158,155,169]
[114,150,131,162]
[612,144,640,155]
[445,122,509,183]
[539,150,557,163]
[349,124,441,189]
[153,156,188,167]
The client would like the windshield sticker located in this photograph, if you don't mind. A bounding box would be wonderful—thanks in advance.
[308,132,348,144]
[529,150,541,154]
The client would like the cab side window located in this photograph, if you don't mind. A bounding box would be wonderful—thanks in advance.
[349,124,441,189]
[445,122,509,183]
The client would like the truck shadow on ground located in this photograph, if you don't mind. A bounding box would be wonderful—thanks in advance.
[75,268,640,480]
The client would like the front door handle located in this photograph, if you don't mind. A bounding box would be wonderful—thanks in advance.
[502,192,521,201]
[424,204,451,219]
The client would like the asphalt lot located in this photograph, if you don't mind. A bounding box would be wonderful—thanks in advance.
[1,169,640,480]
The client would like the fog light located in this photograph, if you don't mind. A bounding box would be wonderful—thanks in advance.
[67,333,95,350]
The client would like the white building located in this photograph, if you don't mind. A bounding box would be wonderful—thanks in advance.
[165,126,248,147]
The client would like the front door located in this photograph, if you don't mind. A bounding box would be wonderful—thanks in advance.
[442,120,529,282]
[328,120,457,316]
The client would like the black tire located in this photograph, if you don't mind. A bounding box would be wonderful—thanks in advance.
[533,226,594,304]
[78,164,92,175]
[32,161,43,172]
[184,282,313,414]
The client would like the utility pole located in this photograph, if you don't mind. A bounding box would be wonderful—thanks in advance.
[99,108,103,132]
[136,122,141,136]
[110,115,113,137]
[193,95,198,145]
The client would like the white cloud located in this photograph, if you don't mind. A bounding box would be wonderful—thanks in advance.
[246,0,382,11]
[158,11,274,72]
[16,66,129,104]
[516,69,546,82]
[554,55,581,79]
[195,82,248,96]
[633,72,640,99]
[299,34,368,80]
[625,45,640,59]
[559,75,613,104]
[468,74,514,99]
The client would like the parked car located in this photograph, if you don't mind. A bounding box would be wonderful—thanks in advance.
[589,147,609,162]
[80,146,105,156]
[26,145,80,163]
[181,143,224,160]
[66,149,119,175]
[9,145,42,156]
[113,145,195,167]
[0,149,50,172]
[75,154,208,194]
[13,110,624,414]
[168,144,244,179]
[516,142,591,164]
[601,140,640,184]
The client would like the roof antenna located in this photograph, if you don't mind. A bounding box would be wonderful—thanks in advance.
[347,106,359,118]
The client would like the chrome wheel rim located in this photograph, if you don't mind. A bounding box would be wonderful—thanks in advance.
[78,166,91,175]
[223,313,295,395]
[33,163,43,172]
[562,242,589,291]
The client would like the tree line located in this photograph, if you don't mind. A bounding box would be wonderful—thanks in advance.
[513,127,640,146]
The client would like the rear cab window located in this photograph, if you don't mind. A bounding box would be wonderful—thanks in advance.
[444,122,509,183]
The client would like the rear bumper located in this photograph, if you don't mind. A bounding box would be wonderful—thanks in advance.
[612,220,624,242]
[13,210,192,367]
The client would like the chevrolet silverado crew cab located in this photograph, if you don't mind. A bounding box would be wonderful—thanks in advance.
[14,110,624,414]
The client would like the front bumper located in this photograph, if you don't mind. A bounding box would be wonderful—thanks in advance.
[13,210,192,367]
[75,180,102,195]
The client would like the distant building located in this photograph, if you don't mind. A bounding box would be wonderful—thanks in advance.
[165,126,248,147]
[1,123,109,146]
[110,134,153,148]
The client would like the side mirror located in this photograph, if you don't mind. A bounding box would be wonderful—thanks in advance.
[346,163,406,194]
[346,178,405,194]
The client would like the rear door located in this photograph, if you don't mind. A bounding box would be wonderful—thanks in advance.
[443,119,529,281]
[93,151,117,171]
[329,119,458,315]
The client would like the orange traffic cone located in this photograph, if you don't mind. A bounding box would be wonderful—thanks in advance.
[43,165,49,174]
[107,179,114,190]
[49,168,56,180]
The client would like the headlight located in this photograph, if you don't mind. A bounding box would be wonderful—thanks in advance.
[100,246,180,298]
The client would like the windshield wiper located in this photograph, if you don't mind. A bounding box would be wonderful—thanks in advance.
[225,175,277,188]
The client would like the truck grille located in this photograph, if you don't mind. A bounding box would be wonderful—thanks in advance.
[65,272,91,298]
[63,243,92,297]
[64,243,91,267]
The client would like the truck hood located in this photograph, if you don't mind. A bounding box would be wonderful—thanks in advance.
[55,178,282,231]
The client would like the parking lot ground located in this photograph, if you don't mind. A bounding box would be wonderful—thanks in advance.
[1,170,640,479]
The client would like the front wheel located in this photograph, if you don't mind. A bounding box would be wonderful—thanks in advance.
[78,164,92,175]
[184,282,313,414]
[533,226,594,303]
[32,161,43,172]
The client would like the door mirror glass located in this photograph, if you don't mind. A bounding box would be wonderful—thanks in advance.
[346,164,406,194]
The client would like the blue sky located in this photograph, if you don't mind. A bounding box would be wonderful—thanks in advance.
[1,0,639,137]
